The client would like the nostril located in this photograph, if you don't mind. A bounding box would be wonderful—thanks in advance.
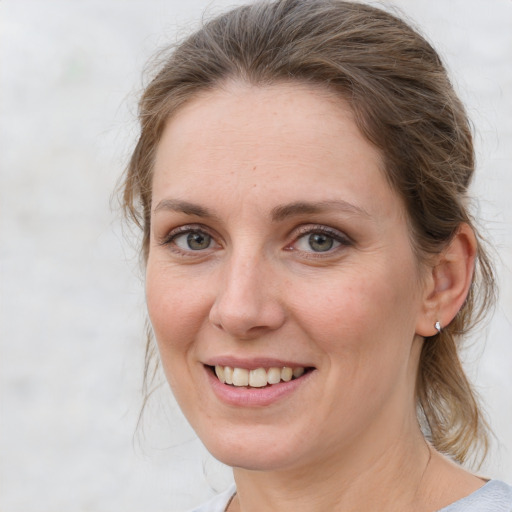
[208,275,287,337]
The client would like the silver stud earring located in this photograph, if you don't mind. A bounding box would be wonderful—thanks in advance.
[435,321,441,334]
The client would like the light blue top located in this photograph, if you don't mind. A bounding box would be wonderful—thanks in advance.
[190,480,512,512]
[438,480,512,511]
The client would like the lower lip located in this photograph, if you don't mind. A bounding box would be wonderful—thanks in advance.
[205,366,315,407]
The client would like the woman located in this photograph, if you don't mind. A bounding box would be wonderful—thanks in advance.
[121,0,512,510]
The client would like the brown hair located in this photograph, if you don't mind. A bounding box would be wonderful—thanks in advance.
[121,0,496,465]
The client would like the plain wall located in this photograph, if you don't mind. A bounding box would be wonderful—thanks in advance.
[1,1,511,511]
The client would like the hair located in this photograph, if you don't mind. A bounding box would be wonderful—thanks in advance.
[121,0,496,466]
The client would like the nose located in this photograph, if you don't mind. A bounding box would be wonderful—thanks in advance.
[209,251,286,339]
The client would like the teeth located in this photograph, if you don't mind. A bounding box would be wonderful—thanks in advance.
[232,368,249,386]
[249,368,268,388]
[281,367,293,382]
[215,365,225,383]
[224,366,233,385]
[267,367,281,385]
[293,367,305,378]
[214,365,306,387]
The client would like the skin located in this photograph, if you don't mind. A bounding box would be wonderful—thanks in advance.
[146,83,482,511]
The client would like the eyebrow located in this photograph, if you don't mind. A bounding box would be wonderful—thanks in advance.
[270,200,371,222]
[153,199,218,219]
[153,198,370,221]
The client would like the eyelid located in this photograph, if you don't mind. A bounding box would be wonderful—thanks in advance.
[157,223,351,256]
[159,223,207,242]
[159,224,221,252]
[288,224,353,253]
[293,224,352,242]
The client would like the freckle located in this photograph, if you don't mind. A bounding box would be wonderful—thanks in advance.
[252,166,257,171]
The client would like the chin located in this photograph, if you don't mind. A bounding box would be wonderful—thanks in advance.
[197,424,305,472]
[210,448,299,472]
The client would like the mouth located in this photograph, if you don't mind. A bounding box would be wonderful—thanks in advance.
[207,365,314,388]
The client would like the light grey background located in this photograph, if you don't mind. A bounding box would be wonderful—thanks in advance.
[1,1,511,511]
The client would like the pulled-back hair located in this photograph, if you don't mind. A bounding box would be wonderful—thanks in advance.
[122,0,496,465]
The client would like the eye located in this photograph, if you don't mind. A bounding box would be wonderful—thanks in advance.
[303,232,338,252]
[295,232,341,252]
[161,226,219,254]
[291,226,350,254]
[173,230,212,251]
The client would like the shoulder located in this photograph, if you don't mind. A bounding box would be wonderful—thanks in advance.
[438,480,512,512]
[188,485,236,512]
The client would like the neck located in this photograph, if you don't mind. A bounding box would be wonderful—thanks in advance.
[229,420,434,512]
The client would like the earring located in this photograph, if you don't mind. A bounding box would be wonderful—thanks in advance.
[435,321,442,334]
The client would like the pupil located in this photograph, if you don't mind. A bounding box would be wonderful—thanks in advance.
[187,232,210,250]
[309,233,333,252]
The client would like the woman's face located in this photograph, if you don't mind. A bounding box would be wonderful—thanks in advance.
[146,83,428,472]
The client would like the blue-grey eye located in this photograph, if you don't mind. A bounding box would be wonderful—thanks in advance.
[308,233,334,252]
[174,231,212,250]
[294,230,342,253]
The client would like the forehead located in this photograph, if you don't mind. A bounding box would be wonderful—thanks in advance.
[152,83,397,218]
[155,82,372,164]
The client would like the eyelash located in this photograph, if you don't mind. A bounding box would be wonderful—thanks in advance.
[160,224,352,257]
[160,224,219,256]
[288,225,352,257]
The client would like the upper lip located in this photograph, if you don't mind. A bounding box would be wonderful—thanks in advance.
[203,356,314,370]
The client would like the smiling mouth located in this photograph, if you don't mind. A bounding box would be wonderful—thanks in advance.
[209,365,313,388]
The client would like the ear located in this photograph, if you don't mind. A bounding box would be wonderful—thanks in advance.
[416,223,477,337]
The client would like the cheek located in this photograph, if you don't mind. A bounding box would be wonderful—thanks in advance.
[145,262,216,406]
[145,261,211,357]
[287,261,422,434]
[289,257,421,362]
